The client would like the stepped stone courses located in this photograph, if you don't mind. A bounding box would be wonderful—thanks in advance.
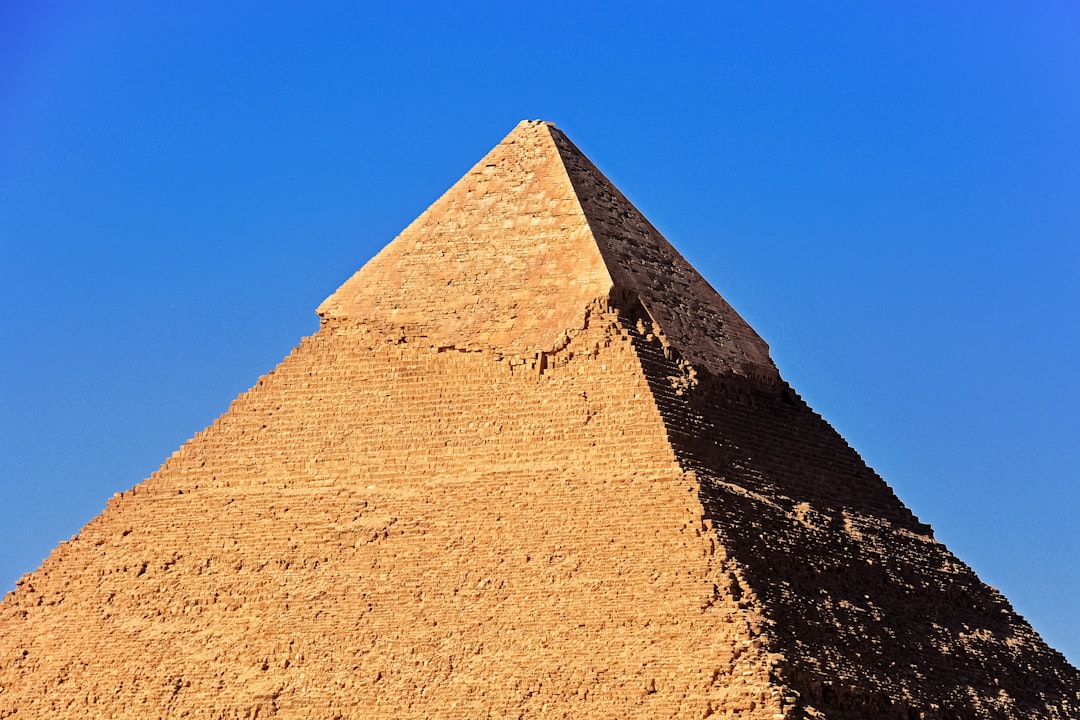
[1,120,1078,718]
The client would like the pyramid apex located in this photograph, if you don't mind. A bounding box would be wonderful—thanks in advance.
[319,123,776,380]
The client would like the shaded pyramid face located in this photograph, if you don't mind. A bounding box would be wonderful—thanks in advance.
[1,121,1077,719]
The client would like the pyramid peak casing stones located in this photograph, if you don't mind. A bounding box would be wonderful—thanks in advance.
[2,121,1078,719]
[318,119,776,381]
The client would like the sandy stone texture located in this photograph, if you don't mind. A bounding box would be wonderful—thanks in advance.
[1,121,1077,719]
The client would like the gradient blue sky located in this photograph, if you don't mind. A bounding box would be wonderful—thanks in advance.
[2,2,1078,664]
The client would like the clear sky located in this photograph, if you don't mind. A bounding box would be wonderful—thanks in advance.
[2,2,1078,665]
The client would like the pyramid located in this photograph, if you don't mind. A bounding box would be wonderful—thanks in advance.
[2,120,1077,719]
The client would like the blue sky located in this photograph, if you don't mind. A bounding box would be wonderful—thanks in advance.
[2,2,1078,664]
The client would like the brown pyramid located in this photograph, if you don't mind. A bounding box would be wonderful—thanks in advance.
[2,120,1077,719]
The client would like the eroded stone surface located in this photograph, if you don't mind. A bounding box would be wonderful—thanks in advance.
[0,313,785,719]
[1,121,1077,719]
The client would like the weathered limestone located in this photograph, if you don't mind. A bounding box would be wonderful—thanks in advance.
[1,121,1077,718]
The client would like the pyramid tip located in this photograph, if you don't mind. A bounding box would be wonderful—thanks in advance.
[516,119,556,129]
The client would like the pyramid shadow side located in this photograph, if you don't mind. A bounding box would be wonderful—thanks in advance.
[617,300,1080,718]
